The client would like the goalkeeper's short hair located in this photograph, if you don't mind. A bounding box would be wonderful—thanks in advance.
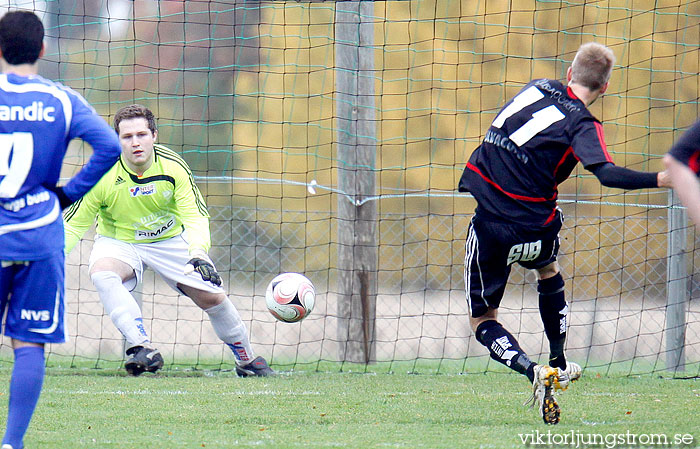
[114,104,157,135]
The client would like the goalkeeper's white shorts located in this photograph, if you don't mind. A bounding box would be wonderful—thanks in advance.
[88,234,224,294]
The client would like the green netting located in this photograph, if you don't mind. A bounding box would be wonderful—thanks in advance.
[2,0,698,376]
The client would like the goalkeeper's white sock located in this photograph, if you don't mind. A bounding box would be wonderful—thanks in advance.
[91,271,150,348]
[204,298,255,364]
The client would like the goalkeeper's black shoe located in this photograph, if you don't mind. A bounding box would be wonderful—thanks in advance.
[125,345,164,376]
[235,356,275,377]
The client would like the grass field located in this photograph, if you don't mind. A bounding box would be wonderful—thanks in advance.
[0,366,697,449]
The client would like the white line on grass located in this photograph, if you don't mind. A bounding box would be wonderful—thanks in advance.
[43,388,322,396]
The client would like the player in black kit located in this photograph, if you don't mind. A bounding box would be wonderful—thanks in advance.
[664,120,700,227]
[458,43,671,424]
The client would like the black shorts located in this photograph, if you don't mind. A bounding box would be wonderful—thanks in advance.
[464,211,561,318]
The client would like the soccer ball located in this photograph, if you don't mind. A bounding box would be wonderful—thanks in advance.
[265,272,315,323]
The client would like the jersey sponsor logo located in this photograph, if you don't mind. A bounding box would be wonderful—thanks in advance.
[115,176,125,185]
[134,217,175,240]
[484,129,528,164]
[2,197,26,212]
[533,79,581,113]
[21,308,51,322]
[0,101,56,122]
[507,240,542,265]
[1,260,29,268]
[138,211,172,228]
[129,183,156,197]
[0,190,51,212]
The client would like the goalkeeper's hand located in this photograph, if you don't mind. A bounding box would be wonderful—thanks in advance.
[184,257,222,286]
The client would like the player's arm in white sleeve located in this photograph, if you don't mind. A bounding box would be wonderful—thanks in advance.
[63,182,103,255]
[172,162,221,286]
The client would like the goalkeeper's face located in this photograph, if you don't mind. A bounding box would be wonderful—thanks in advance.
[118,117,157,174]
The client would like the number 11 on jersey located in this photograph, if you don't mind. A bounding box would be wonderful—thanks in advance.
[492,86,566,146]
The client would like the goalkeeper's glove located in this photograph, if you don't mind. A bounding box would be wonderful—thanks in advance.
[184,257,222,286]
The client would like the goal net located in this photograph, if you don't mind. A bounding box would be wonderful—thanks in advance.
[4,0,699,376]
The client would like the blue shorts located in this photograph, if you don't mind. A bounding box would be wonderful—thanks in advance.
[464,212,561,318]
[0,250,67,344]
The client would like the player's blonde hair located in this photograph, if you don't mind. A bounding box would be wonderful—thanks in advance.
[570,42,615,91]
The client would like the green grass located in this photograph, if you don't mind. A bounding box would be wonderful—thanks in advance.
[1,368,698,448]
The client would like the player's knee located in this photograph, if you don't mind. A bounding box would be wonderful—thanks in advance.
[188,289,226,309]
[203,296,234,315]
[91,270,123,292]
[536,262,560,280]
[469,315,484,333]
[470,309,497,333]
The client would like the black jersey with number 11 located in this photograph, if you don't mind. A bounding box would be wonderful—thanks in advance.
[459,78,612,227]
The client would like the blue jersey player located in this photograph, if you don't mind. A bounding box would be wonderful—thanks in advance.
[458,43,671,424]
[664,120,700,227]
[0,10,121,449]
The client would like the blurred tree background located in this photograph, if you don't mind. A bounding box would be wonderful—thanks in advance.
[42,0,699,278]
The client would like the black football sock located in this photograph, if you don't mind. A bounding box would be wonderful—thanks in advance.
[475,320,536,381]
[538,273,568,370]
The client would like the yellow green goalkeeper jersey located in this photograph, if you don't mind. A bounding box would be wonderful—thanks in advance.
[63,144,210,255]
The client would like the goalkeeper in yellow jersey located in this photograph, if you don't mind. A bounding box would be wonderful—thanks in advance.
[64,104,273,377]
